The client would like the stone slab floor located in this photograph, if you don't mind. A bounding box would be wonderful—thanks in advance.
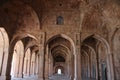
[49,74,70,80]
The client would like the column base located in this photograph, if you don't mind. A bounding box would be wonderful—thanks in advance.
[0,75,11,80]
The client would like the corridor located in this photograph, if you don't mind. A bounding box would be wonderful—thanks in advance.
[0,0,120,80]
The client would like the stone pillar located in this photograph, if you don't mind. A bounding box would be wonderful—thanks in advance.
[34,54,38,75]
[33,53,37,76]
[17,55,24,78]
[23,58,27,76]
[48,55,53,77]
[44,45,49,80]
[74,33,81,80]
[33,61,35,75]
[74,49,81,80]
[26,55,31,76]
[0,50,11,80]
[66,58,71,78]
[30,53,35,76]
[14,56,20,77]
[38,32,45,80]
[0,28,10,80]
[96,43,101,80]
[30,60,33,75]
[35,54,39,75]
[38,47,44,80]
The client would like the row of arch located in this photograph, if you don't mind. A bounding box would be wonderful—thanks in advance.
[11,41,39,78]
[81,36,111,80]
[44,33,120,80]
[0,27,40,80]
[0,27,120,80]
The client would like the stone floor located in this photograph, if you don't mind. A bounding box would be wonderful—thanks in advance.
[49,74,70,80]
[11,74,71,80]
[11,75,38,80]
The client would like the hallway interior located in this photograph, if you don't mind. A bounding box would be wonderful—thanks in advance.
[0,0,120,80]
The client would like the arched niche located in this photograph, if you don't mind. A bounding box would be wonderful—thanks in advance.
[0,27,9,76]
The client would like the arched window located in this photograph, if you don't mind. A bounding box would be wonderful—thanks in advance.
[56,16,64,25]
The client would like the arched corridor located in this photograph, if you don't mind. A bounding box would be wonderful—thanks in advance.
[0,0,120,80]
[45,35,75,80]
[81,35,113,80]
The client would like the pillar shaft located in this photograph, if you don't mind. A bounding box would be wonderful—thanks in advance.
[38,48,44,80]
[0,50,12,80]
[17,56,24,78]
[44,45,49,80]
[74,48,81,80]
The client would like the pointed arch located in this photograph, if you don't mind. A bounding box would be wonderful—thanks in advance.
[82,34,114,80]
[0,27,9,76]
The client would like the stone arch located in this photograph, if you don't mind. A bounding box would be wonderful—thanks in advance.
[11,40,24,78]
[93,35,114,80]
[46,34,75,55]
[45,34,76,79]
[82,34,114,80]
[84,44,98,79]
[8,34,38,79]
[10,33,37,48]
[10,34,38,56]
[50,44,71,54]
[112,28,120,80]
[0,27,9,77]
[50,45,70,59]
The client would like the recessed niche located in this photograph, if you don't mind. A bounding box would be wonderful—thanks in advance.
[56,16,64,25]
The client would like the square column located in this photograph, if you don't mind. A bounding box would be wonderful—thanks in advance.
[38,48,44,80]
[74,33,81,80]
